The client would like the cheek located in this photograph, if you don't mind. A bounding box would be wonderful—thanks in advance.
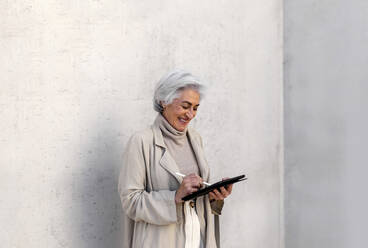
[173,106,185,116]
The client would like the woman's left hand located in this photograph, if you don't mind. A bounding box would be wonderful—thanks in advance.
[209,178,233,201]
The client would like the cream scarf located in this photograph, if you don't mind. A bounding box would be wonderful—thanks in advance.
[184,201,201,248]
[156,114,201,248]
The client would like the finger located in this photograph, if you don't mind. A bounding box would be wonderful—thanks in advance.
[195,180,202,188]
[191,187,199,193]
[185,185,198,194]
[213,189,224,200]
[188,178,198,188]
[190,176,203,188]
[184,175,198,185]
[219,186,229,198]
[186,181,200,192]
[197,177,203,187]
[198,177,203,186]
[222,178,233,194]
[209,192,217,200]
[192,183,201,189]
[184,184,192,194]
[193,174,203,184]
[226,183,233,194]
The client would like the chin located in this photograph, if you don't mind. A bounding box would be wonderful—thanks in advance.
[176,126,186,131]
[174,123,187,131]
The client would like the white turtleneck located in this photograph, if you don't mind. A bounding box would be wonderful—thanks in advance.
[157,114,200,177]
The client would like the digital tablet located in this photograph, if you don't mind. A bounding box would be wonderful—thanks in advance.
[182,174,247,201]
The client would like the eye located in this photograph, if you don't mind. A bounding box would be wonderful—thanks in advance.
[182,105,190,110]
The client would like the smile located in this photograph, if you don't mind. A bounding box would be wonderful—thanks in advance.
[178,117,190,124]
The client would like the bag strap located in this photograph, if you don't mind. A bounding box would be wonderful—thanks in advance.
[215,215,220,248]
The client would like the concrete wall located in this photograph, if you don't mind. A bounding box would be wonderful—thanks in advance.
[284,1,368,247]
[0,1,283,248]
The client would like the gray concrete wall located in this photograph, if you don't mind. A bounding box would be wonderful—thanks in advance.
[284,1,368,247]
[0,1,283,247]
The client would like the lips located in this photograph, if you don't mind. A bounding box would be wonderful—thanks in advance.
[178,117,190,124]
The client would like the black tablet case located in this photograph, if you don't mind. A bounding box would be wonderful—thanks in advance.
[182,174,247,201]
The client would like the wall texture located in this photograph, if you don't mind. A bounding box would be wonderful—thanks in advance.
[0,1,283,248]
[284,0,368,247]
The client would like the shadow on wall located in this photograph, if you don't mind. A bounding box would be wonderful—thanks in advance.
[68,115,127,248]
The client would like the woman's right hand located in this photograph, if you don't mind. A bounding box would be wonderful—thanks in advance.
[175,173,203,203]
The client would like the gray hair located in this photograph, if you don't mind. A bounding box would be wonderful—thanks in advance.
[153,69,206,113]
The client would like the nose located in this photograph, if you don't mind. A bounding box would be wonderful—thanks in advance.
[186,108,194,119]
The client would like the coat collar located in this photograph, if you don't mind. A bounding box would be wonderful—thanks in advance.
[151,116,209,183]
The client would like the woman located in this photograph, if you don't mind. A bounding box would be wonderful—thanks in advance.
[118,70,233,248]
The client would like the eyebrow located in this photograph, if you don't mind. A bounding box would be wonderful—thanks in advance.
[181,101,200,107]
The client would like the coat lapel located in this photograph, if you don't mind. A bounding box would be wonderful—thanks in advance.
[152,123,183,184]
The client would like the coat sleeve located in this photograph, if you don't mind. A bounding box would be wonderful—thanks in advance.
[118,132,180,226]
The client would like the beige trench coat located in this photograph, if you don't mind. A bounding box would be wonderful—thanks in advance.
[118,119,220,248]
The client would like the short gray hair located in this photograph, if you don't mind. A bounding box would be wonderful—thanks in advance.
[153,69,206,113]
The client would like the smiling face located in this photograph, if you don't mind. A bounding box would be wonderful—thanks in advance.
[162,88,200,131]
